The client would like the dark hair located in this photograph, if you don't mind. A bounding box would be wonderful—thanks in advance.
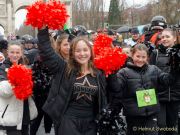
[66,36,97,77]
[131,43,149,56]
[0,39,8,51]
[8,40,29,65]
[131,27,139,34]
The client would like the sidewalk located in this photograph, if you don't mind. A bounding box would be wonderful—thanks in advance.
[36,120,55,135]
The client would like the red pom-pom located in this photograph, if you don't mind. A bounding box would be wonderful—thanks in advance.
[93,34,113,55]
[25,1,46,29]
[93,34,127,76]
[45,0,69,30]
[7,64,33,100]
[25,0,69,30]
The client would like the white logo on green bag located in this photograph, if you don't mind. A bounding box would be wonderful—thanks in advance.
[136,89,157,107]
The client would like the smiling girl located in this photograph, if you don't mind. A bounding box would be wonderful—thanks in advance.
[149,28,179,135]
[0,40,37,135]
[109,43,170,135]
[55,34,70,61]
[37,27,107,135]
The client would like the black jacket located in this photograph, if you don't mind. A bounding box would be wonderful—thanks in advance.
[109,62,169,117]
[149,44,180,101]
[37,28,107,125]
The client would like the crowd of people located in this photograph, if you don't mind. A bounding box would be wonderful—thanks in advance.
[0,15,179,135]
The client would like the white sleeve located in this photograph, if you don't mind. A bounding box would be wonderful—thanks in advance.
[0,80,13,98]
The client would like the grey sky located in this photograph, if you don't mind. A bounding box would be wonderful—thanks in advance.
[104,0,150,11]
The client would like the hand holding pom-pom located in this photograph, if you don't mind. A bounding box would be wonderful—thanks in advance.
[25,0,69,30]
[25,1,46,29]
[45,0,69,30]
[93,34,127,76]
[7,64,33,100]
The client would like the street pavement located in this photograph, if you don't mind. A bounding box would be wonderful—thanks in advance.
[36,120,55,135]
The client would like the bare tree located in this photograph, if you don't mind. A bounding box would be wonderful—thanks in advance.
[72,0,105,30]
[126,0,179,26]
[150,0,179,24]
[72,0,179,30]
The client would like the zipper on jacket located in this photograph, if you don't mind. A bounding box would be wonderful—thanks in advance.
[1,105,9,118]
[168,86,171,101]
[140,73,144,88]
[97,75,101,114]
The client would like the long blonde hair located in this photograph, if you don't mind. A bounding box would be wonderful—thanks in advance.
[66,37,97,77]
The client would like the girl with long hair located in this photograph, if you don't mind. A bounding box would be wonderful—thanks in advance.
[37,27,107,135]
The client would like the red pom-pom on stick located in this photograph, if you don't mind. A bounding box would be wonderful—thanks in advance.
[7,64,33,100]
[25,0,69,30]
[93,34,127,76]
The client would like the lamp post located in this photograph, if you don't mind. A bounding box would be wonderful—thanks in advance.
[177,9,180,25]
[102,0,104,28]
[131,0,134,27]
[157,0,160,15]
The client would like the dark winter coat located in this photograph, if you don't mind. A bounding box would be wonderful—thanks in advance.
[37,28,107,126]
[149,44,180,101]
[109,62,169,117]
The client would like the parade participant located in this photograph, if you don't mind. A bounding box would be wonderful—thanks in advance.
[124,27,140,47]
[55,34,70,61]
[109,43,170,135]
[0,38,8,59]
[30,34,70,135]
[150,28,180,135]
[37,27,107,135]
[139,16,167,48]
[0,40,37,135]
[30,55,53,135]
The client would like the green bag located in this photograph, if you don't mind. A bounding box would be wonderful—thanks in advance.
[136,89,157,107]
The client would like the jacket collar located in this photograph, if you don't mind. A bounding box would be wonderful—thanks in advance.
[127,62,148,72]
[158,44,168,54]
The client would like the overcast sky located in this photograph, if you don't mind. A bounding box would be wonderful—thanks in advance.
[104,0,150,11]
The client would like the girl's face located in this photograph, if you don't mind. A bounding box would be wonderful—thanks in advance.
[161,31,176,48]
[60,38,70,56]
[8,45,23,64]
[132,50,148,67]
[74,40,91,66]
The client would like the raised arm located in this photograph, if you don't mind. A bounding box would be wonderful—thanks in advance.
[37,27,66,74]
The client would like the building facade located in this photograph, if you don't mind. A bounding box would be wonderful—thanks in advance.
[0,0,72,35]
